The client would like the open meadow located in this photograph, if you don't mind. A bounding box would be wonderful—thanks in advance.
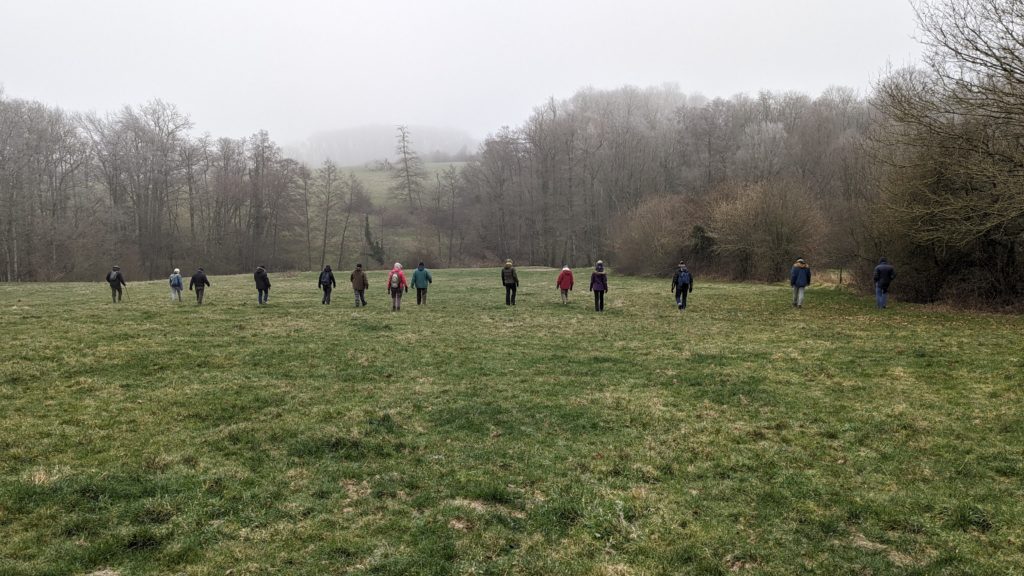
[0,269,1022,575]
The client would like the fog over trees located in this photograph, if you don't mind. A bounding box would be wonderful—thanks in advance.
[0,0,1021,306]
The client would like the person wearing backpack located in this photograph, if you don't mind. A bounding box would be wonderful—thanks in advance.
[556,266,574,304]
[318,265,337,304]
[387,262,408,311]
[589,260,608,312]
[350,263,369,307]
[501,259,519,306]
[790,258,811,308]
[411,262,433,305]
[106,265,127,303]
[169,268,184,302]
[671,262,694,311]
[189,267,210,305]
[254,265,271,305]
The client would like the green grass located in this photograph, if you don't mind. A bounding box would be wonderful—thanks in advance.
[1,269,1022,575]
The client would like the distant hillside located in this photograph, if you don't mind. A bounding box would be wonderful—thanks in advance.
[285,125,478,167]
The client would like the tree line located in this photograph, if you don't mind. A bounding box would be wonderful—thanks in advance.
[1,0,1021,306]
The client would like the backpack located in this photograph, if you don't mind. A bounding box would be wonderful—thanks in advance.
[390,272,400,289]
[319,270,331,286]
[170,274,182,289]
[677,271,691,286]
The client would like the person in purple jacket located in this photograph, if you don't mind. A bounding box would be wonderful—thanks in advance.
[589,260,608,312]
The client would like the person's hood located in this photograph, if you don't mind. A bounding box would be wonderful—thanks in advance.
[393,263,402,270]
[173,268,180,275]
[417,265,425,270]
[794,260,808,268]
[879,258,888,264]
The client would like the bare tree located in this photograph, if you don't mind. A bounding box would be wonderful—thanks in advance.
[389,125,427,212]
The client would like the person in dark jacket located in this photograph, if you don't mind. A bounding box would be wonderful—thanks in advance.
[589,260,608,312]
[411,262,433,305]
[254,265,271,305]
[501,259,519,306]
[189,267,210,305]
[318,265,337,304]
[106,265,126,303]
[350,263,369,307]
[671,261,694,310]
[790,258,811,308]
[873,257,896,309]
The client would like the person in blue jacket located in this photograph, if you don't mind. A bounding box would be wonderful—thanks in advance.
[790,258,811,308]
[873,257,896,309]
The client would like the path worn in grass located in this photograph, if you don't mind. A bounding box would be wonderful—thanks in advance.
[0,269,1021,575]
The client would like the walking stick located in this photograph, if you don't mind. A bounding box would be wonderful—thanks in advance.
[123,284,130,302]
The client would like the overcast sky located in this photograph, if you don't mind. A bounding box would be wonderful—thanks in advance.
[0,0,922,143]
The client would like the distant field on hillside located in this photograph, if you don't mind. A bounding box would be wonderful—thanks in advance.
[1,270,1021,575]
[345,162,468,203]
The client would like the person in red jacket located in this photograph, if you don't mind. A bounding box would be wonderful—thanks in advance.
[556,266,574,304]
[386,262,408,312]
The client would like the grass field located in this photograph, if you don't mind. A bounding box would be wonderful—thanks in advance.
[1,269,1022,575]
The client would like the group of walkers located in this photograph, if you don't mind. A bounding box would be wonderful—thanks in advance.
[103,256,897,311]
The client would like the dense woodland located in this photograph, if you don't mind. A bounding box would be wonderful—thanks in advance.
[1,0,1022,305]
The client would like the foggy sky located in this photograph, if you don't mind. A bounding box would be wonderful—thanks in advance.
[0,0,921,144]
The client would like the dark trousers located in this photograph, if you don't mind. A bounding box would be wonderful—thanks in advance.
[505,284,517,306]
[195,287,205,305]
[675,286,689,309]
[593,290,605,311]
[354,289,366,306]
[110,285,122,303]
[390,288,404,310]
[258,288,269,304]
[322,287,332,304]
[416,288,427,305]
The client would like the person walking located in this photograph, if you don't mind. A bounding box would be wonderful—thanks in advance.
[556,266,574,304]
[106,265,127,303]
[411,262,433,305]
[254,264,271,305]
[589,260,609,312]
[319,265,337,304]
[873,257,896,309]
[169,268,184,302]
[189,267,210,305]
[501,259,519,306]
[387,262,408,311]
[790,258,812,308]
[671,262,694,311]
[350,263,369,307]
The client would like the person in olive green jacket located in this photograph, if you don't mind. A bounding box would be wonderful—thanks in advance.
[411,262,433,305]
[350,263,369,307]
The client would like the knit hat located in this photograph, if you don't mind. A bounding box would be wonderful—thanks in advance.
[173,268,180,274]
[596,260,605,272]
[797,258,805,264]
[112,265,120,270]
[356,263,362,268]
[394,262,402,270]
[562,265,570,271]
